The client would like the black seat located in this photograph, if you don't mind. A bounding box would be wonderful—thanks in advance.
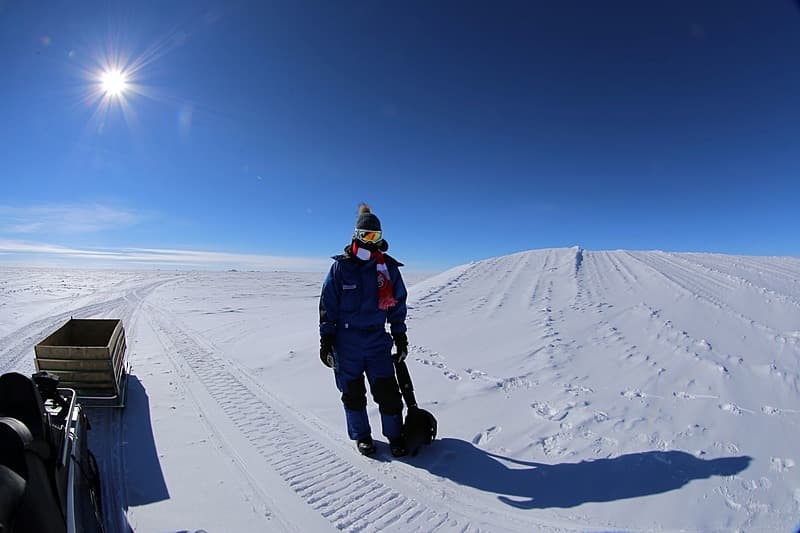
[0,375,66,533]
[0,464,25,532]
[0,417,31,479]
[0,374,49,444]
[0,417,31,533]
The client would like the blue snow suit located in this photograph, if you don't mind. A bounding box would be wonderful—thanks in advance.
[319,247,408,441]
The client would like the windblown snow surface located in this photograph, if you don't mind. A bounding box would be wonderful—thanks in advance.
[1,247,799,532]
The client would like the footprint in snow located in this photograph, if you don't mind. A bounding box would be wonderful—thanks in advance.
[621,390,646,400]
[531,401,565,421]
[471,425,501,446]
[564,384,594,396]
[593,410,609,422]
[465,368,488,380]
[770,457,795,472]
[444,370,461,381]
[762,405,800,415]
[719,403,752,415]
[694,339,713,351]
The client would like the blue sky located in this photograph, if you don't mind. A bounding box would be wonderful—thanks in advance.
[1,1,799,271]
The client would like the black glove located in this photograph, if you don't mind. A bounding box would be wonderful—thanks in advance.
[320,334,336,368]
[392,331,408,363]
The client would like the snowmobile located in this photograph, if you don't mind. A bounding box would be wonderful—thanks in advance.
[0,371,104,533]
[394,359,437,456]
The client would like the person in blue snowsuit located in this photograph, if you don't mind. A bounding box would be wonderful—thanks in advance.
[319,204,409,457]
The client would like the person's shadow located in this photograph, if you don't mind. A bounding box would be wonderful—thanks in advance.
[408,438,751,509]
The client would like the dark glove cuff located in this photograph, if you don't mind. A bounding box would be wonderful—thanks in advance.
[392,332,408,354]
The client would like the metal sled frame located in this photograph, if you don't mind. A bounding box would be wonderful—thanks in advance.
[49,387,103,533]
[0,372,104,533]
[45,387,81,533]
[34,318,129,408]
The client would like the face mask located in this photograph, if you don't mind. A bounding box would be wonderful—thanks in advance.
[354,245,372,261]
[358,239,380,251]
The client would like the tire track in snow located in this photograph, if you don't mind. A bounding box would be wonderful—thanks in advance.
[415,265,475,305]
[578,254,745,398]
[485,252,537,317]
[624,252,790,341]
[575,251,601,300]
[575,251,631,311]
[0,278,171,533]
[146,306,477,533]
[527,249,554,312]
[666,253,800,311]
[89,406,129,533]
[654,252,739,293]
[0,299,118,374]
[580,254,795,428]
[0,280,168,375]
[723,255,800,285]
[82,280,172,533]
[462,256,511,314]
[604,251,642,290]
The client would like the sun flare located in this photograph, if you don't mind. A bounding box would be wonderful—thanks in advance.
[100,69,128,96]
[80,36,173,130]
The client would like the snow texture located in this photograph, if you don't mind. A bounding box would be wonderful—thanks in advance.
[1,247,799,532]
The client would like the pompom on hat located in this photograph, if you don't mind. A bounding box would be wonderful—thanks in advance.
[355,203,381,231]
[352,203,388,252]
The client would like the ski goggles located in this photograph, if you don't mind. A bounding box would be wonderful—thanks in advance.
[354,229,383,243]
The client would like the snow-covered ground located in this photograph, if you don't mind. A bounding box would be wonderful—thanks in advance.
[1,247,799,532]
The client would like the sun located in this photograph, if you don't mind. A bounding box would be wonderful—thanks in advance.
[100,69,128,96]
[80,37,171,130]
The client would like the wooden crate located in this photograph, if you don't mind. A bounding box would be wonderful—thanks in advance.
[34,318,128,407]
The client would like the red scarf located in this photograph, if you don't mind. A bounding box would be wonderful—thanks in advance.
[352,243,397,310]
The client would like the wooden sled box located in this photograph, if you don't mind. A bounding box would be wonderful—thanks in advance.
[34,318,129,407]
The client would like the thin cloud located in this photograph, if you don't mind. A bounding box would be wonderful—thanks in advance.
[0,204,141,235]
[7,222,46,233]
[0,239,331,271]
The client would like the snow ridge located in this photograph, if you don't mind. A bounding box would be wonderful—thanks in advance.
[404,248,799,531]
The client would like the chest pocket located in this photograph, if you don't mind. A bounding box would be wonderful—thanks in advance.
[341,282,359,312]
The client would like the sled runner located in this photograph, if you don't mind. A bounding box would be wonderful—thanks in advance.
[34,319,129,408]
[0,371,104,533]
[393,359,437,456]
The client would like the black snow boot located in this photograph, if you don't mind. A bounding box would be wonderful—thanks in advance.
[357,437,376,456]
[389,436,408,458]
